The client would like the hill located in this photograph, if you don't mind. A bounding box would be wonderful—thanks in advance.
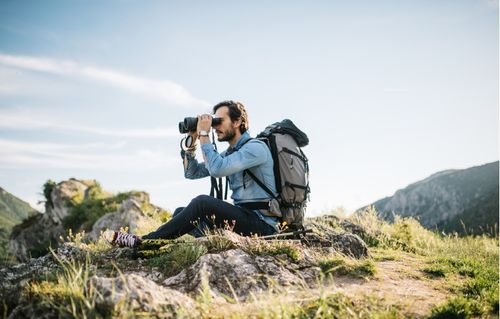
[0,187,38,230]
[359,161,499,235]
[0,208,498,318]
[1,178,497,318]
[0,187,39,261]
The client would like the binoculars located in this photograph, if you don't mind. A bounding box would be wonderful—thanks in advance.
[178,117,222,134]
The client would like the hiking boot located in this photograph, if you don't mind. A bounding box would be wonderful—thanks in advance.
[104,230,141,248]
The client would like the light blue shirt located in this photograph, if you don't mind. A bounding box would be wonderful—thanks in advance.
[184,132,279,229]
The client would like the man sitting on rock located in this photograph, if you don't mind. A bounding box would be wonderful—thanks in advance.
[108,100,279,248]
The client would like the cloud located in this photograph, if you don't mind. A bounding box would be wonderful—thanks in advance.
[0,53,211,108]
[0,112,179,138]
[383,87,409,93]
[486,0,499,8]
[0,138,178,170]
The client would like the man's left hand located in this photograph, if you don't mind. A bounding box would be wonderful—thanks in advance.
[197,114,212,133]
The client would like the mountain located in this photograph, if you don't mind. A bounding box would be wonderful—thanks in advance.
[0,187,38,230]
[0,187,39,260]
[358,161,499,235]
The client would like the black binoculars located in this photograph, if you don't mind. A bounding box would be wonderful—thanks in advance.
[178,117,222,134]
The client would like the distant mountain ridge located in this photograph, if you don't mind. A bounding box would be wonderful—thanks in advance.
[0,187,38,230]
[358,161,499,235]
[0,187,39,260]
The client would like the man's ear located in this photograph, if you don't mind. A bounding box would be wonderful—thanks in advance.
[233,118,242,129]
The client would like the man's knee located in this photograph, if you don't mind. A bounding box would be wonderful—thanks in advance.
[173,207,185,217]
[191,194,216,206]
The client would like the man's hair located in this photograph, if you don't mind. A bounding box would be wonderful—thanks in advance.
[212,100,249,134]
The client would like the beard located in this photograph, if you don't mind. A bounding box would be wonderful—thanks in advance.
[217,127,237,142]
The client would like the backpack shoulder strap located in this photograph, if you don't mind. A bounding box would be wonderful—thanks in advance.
[233,137,276,199]
[244,169,277,199]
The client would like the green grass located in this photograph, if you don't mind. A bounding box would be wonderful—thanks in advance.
[24,251,104,318]
[351,207,499,318]
[245,239,302,262]
[145,241,208,276]
[293,293,404,319]
[424,235,499,318]
[319,255,376,278]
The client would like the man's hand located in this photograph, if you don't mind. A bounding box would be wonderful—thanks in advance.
[197,114,212,135]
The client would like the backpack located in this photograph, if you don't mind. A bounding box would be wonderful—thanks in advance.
[244,119,310,230]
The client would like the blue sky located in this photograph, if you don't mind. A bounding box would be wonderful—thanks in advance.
[0,0,498,215]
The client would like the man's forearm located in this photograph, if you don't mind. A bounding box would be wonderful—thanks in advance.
[199,135,211,164]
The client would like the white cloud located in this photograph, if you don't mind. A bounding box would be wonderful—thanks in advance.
[0,112,179,138]
[383,87,409,93]
[0,53,211,108]
[0,138,178,170]
[486,0,499,8]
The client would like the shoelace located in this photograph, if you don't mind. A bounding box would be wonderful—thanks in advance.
[115,232,137,247]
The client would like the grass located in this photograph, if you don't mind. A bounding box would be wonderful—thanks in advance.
[25,250,103,318]
[319,254,376,278]
[352,207,499,318]
[201,289,408,319]
[145,241,208,276]
[244,239,302,262]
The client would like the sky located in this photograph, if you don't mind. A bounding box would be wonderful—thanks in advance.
[0,0,498,216]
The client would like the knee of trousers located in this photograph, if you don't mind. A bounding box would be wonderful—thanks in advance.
[191,194,218,209]
[173,207,185,217]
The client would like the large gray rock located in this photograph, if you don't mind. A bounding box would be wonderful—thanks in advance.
[92,274,195,318]
[164,248,321,301]
[87,197,159,241]
[304,217,370,258]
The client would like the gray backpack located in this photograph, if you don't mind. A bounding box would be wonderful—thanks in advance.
[244,119,310,230]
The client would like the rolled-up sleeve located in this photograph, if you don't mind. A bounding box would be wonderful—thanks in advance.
[201,141,268,178]
[184,152,210,179]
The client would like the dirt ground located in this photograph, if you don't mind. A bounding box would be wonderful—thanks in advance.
[331,254,450,317]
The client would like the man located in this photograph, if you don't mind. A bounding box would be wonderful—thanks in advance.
[109,100,279,248]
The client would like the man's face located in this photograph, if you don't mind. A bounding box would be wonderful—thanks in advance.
[213,106,240,142]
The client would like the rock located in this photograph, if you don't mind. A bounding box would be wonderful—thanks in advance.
[0,252,57,315]
[8,179,163,260]
[339,219,368,240]
[330,233,369,258]
[48,178,95,223]
[8,179,96,261]
[8,214,63,261]
[87,198,158,241]
[91,274,195,317]
[164,248,321,301]
[304,216,370,258]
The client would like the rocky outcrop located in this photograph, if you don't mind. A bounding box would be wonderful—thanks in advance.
[87,195,160,241]
[305,216,370,258]
[91,274,196,318]
[8,179,96,261]
[8,179,164,261]
[164,248,320,301]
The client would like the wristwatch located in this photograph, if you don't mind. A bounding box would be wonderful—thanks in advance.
[198,130,209,137]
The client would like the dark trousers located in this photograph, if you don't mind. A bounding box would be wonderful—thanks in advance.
[142,195,277,240]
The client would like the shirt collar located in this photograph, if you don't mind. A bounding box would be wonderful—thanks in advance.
[228,132,251,153]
